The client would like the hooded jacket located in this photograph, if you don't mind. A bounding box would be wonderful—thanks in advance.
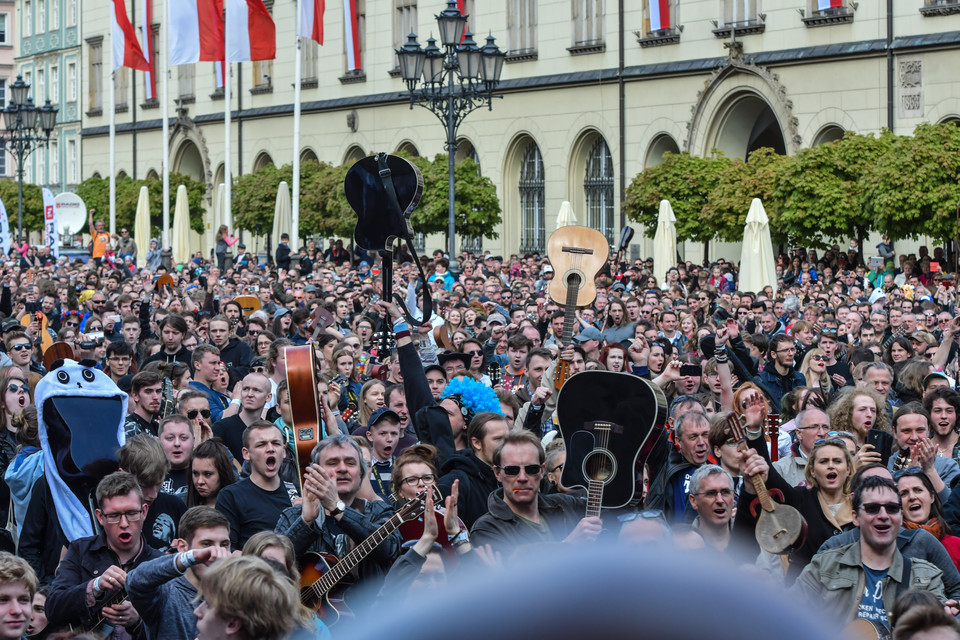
[438,450,499,531]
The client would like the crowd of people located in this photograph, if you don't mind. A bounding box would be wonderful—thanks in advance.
[0,227,957,639]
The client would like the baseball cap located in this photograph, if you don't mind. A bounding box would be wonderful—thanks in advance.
[923,372,950,389]
[486,313,507,326]
[0,318,19,333]
[368,407,401,426]
[573,327,602,343]
[543,265,554,273]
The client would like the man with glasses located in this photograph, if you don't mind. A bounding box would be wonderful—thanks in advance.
[46,472,160,635]
[105,341,135,388]
[688,464,736,551]
[775,409,831,487]
[178,390,214,444]
[755,334,806,407]
[471,430,594,554]
[793,475,946,628]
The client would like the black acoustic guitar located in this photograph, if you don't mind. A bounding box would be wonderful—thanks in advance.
[556,370,668,512]
[344,153,432,327]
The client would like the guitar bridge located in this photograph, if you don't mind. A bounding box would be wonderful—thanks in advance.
[562,246,594,255]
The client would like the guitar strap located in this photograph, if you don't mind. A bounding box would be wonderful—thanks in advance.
[376,153,434,328]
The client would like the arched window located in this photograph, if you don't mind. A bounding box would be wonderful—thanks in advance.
[584,137,613,244]
[519,141,544,253]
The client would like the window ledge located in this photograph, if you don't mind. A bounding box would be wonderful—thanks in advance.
[86,108,102,117]
[250,85,273,95]
[177,95,195,105]
[567,41,605,56]
[388,67,401,78]
[210,89,224,101]
[140,99,159,110]
[505,50,538,63]
[338,71,366,84]
[920,1,960,15]
[635,29,681,47]
[115,103,128,114]
[712,21,765,38]
[300,78,318,89]
[803,10,854,27]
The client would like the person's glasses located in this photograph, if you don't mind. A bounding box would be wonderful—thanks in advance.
[811,355,828,362]
[401,474,436,487]
[6,383,27,394]
[252,366,266,373]
[814,438,847,447]
[859,502,901,515]
[92,300,105,305]
[777,348,796,354]
[187,409,212,420]
[9,344,30,352]
[618,509,666,523]
[694,488,734,499]
[65,321,79,327]
[796,423,830,433]
[247,330,260,337]
[893,466,923,480]
[498,464,542,477]
[548,463,564,474]
[464,350,482,357]
[101,510,143,524]
[107,356,131,362]
[698,297,708,301]
[821,328,838,334]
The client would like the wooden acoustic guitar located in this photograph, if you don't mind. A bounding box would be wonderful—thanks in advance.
[43,341,75,371]
[725,411,806,555]
[845,619,890,640]
[546,225,608,390]
[73,588,128,639]
[300,494,426,625]
[234,295,261,318]
[284,344,324,492]
[556,370,668,512]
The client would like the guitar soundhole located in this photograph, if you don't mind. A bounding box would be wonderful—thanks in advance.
[566,272,582,289]
[583,450,616,483]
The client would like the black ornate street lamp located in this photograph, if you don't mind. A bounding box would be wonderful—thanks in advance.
[2,75,58,240]
[396,0,505,258]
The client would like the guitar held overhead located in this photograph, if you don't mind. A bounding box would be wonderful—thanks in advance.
[546,225,608,390]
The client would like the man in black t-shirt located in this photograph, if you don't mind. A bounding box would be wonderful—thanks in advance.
[216,421,298,549]
[212,372,272,460]
[118,436,187,552]
[159,415,194,500]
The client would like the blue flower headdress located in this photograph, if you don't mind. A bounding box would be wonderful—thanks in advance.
[440,376,502,424]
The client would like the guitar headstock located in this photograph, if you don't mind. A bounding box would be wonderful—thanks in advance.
[373,330,396,357]
[487,362,502,387]
[399,491,428,522]
[725,411,747,444]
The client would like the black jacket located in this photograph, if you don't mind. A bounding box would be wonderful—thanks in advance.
[276,243,291,270]
[438,450,499,531]
[18,476,68,584]
[46,531,161,637]
[217,336,254,387]
[644,445,696,521]
[471,488,585,554]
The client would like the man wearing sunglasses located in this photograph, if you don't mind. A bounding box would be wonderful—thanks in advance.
[793,475,946,628]
[471,431,595,554]
[178,391,214,444]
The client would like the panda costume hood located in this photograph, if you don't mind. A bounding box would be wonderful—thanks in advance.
[36,359,127,542]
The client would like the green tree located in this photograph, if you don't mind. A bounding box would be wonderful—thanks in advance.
[862,123,960,244]
[704,147,788,243]
[776,131,895,250]
[624,151,732,246]
[76,173,206,237]
[302,161,356,239]
[411,155,502,241]
[0,180,44,235]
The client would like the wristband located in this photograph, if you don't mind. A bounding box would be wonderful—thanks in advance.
[93,577,103,595]
[392,319,410,333]
[450,530,470,547]
[715,345,727,353]
[230,398,241,406]
[394,329,411,340]
[331,410,341,416]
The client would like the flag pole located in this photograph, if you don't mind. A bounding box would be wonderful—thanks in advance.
[223,3,232,232]
[109,4,117,237]
[292,0,302,251]
[162,0,170,248]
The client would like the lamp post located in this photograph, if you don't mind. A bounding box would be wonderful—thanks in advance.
[1,75,58,241]
[396,0,505,259]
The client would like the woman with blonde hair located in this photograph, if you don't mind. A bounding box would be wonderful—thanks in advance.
[799,348,832,394]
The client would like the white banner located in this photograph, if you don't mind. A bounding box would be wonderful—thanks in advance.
[0,197,9,256]
[42,188,59,258]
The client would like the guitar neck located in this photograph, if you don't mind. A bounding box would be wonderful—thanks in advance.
[560,277,581,346]
[728,413,777,513]
[586,479,604,518]
[309,508,408,598]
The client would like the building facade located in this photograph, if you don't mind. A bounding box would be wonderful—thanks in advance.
[0,0,16,179]
[80,0,960,260]
[16,0,81,196]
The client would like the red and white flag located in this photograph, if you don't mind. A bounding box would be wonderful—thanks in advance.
[140,0,155,99]
[112,0,150,71]
[817,0,844,9]
[226,0,276,62]
[649,0,670,31]
[299,0,325,45]
[343,0,361,71]
[169,0,224,65]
